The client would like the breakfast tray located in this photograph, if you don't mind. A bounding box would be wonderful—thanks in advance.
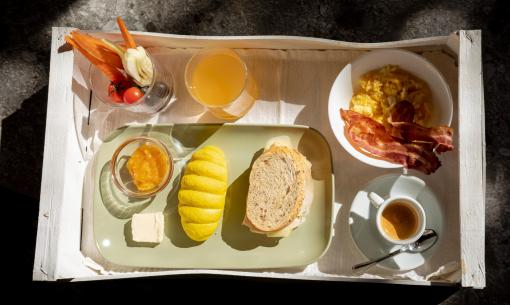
[33,27,485,288]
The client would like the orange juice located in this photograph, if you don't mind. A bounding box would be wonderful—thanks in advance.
[189,52,246,107]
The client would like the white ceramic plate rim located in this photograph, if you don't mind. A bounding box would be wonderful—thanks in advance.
[327,48,453,168]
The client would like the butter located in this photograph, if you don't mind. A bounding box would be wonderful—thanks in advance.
[131,212,164,243]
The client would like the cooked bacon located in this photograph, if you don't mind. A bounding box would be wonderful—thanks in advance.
[403,143,441,174]
[388,122,454,153]
[340,109,441,174]
[342,110,408,162]
[387,101,454,153]
[390,100,415,123]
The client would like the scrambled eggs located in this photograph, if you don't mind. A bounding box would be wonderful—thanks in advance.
[349,65,431,125]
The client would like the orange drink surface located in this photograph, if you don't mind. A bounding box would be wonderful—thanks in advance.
[188,52,246,107]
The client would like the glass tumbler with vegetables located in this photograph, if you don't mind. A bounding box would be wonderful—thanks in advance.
[66,17,173,114]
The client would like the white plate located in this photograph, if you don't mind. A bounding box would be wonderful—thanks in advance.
[349,174,443,271]
[327,48,453,168]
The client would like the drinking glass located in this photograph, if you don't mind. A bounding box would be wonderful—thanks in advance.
[185,48,258,120]
[89,52,174,115]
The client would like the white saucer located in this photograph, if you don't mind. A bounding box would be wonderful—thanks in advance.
[349,174,443,271]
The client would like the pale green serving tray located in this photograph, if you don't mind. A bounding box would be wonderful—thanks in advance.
[93,124,334,269]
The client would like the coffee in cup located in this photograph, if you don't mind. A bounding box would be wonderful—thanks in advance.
[369,192,426,245]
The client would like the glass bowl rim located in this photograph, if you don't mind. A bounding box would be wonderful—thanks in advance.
[109,136,174,198]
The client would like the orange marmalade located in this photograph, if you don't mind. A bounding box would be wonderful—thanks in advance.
[127,143,169,192]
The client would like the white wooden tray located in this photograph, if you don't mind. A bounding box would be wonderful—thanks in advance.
[33,27,485,288]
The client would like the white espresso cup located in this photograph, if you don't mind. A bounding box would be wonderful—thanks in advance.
[368,192,426,245]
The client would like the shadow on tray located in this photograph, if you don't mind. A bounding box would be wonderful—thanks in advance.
[221,149,281,250]
[99,162,153,219]
[163,171,204,248]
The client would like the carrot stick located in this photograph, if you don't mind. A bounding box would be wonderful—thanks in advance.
[116,16,136,49]
[70,31,123,69]
[66,36,126,82]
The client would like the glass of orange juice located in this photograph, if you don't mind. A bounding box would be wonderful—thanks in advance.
[185,48,258,120]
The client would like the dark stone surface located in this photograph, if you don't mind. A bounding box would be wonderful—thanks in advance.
[2,0,509,303]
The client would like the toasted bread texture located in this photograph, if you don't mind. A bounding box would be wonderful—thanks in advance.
[245,144,311,232]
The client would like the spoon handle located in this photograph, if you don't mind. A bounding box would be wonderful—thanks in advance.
[352,248,403,271]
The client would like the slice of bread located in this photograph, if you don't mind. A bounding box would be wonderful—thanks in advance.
[245,143,312,233]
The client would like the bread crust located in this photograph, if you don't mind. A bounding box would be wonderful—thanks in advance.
[245,144,310,232]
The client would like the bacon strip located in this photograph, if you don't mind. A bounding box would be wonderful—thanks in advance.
[388,122,454,153]
[340,109,441,174]
[402,143,441,174]
[387,101,454,153]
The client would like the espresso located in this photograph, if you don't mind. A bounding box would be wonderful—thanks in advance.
[381,201,419,240]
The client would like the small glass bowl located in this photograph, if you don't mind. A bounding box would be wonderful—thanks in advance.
[110,136,173,198]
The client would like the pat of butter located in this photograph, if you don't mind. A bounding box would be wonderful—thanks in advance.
[131,212,164,243]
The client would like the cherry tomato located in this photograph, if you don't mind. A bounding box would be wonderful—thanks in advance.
[108,80,131,103]
[123,87,144,104]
